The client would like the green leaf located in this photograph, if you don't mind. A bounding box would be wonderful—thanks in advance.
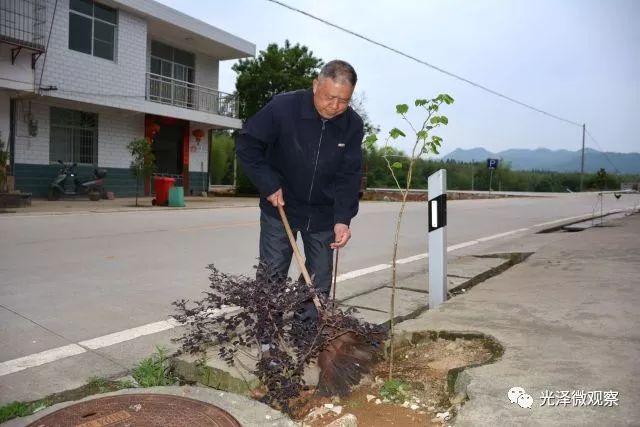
[417,130,428,140]
[443,94,455,105]
[395,104,409,115]
[389,128,406,139]
[440,116,449,125]
[363,134,378,150]
[382,146,395,157]
[414,99,428,107]
[430,116,440,124]
[431,135,443,146]
[391,162,403,169]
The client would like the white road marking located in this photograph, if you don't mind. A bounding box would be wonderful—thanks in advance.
[396,253,429,264]
[0,214,603,376]
[336,264,390,282]
[447,241,479,252]
[0,344,86,376]
[78,319,179,350]
[476,228,529,242]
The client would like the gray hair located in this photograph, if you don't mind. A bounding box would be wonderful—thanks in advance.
[318,60,358,87]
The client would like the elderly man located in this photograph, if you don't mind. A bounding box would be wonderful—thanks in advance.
[236,60,364,319]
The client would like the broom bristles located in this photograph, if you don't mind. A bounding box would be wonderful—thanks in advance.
[317,331,382,396]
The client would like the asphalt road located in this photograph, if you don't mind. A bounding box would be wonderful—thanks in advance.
[0,191,638,404]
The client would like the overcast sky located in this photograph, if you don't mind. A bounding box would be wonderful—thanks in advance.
[158,0,639,155]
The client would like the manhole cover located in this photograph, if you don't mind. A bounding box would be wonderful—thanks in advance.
[27,394,242,427]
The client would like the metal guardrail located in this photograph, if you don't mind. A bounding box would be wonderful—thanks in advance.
[366,188,428,193]
[593,189,640,225]
[0,0,46,51]
[145,72,239,119]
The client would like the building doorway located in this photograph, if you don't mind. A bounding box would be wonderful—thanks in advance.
[145,115,189,194]
[153,124,183,177]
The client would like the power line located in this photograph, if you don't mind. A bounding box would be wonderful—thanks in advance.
[265,0,582,127]
[38,0,58,94]
[585,129,620,173]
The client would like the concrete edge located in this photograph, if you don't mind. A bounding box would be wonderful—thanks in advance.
[536,211,619,234]
[0,203,259,217]
[2,251,534,425]
[170,252,526,403]
[448,253,533,296]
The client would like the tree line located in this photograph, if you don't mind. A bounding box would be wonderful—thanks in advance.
[220,40,637,194]
[364,145,638,192]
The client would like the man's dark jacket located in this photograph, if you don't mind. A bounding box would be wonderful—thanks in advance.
[235,89,364,232]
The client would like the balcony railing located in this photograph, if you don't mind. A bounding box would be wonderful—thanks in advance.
[0,0,47,51]
[145,72,239,119]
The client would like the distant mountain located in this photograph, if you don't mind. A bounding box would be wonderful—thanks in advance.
[441,147,640,174]
[441,148,494,163]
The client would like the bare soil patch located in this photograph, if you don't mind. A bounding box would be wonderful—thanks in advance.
[281,333,501,426]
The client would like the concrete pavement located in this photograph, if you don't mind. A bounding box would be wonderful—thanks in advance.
[0,190,544,215]
[400,212,640,426]
[0,195,259,215]
[0,200,640,426]
[173,210,640,427]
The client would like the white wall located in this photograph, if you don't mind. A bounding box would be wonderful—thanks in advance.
[34,1,148,110]
[98,109,145,168]
[195,53,219,91]
[0,45,35,92]
[13,98,143,168]
[13,100,49,165]
[188,122,209,173]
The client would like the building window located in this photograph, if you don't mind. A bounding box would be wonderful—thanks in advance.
[69,0,117,60]
[50,107,98,164]
[149,41,195,107]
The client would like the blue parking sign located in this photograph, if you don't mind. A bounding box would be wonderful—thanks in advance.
[487,158,499,169]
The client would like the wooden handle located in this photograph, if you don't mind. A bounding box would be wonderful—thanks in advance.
[277,205,313,285]
[277,205,323,312]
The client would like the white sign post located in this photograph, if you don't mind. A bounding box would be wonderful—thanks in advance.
[428,169,447,308]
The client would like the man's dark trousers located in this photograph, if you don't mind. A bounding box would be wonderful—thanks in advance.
[259,210,334,321]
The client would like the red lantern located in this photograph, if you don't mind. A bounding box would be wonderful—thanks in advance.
[192,129,205,142]
[146,123,160,137]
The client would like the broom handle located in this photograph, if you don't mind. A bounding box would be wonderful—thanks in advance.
[332,248,339,303]
[277,205,322,311]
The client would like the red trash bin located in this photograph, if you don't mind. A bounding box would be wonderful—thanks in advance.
[152,176,175,206]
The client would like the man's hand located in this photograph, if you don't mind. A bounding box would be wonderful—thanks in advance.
[266,188,285,207]
[331,223,351,249]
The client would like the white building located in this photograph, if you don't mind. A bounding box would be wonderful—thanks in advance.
[0,0,254,197]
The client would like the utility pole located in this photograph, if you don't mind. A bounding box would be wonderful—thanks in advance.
[580,123,586,192]
[471,160,475,190]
